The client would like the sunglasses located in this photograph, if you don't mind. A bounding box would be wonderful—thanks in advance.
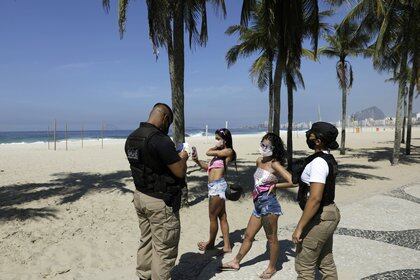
[260,142,272,150]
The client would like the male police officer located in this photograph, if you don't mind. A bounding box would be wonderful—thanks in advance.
[125,103,188,280]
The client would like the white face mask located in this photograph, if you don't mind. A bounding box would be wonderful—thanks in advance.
[259,146,273,157]
[215,139,224,148]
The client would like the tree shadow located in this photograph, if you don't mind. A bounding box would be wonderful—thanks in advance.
[343,146,420,165]
[336,163,389,186]
[0,170,133,221]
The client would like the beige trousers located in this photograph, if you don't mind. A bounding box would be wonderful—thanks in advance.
[295,203,341,280]
[133,190,180,280]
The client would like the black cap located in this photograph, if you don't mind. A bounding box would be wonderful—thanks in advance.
[307,122,339,150]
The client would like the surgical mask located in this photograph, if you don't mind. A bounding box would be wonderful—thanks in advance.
[259,144,273,157]
[306,138,316,150]
[215,139,224,148]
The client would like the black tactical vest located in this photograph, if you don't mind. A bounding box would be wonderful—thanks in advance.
[125,123,180,202]
[297,152,338,211]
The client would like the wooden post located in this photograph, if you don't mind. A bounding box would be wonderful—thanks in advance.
[101,121,104,149]
[81,124,84,149]
[225,121,228,129]
[47,126,50,150]
[54,119,57,151]
[205,125,208,143]
[65,123,68,151]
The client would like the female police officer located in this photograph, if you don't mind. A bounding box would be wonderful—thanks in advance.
[293,122,341,279]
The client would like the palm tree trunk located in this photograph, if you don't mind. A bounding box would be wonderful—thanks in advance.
[273,57,283,136]
[286,77,293,170]
[268,59,274,133]
[401,89,407,143]
[340,86,347,155]
[170,0,188,206]
[171,0,185,146]
[406,63,416,155]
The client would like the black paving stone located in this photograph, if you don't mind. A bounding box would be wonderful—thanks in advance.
[385,187,420,204]
[336,228,420,250]
[362,269,420,279]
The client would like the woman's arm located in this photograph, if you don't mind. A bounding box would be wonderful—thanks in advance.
[271,161,296,189]
[206,148,233,158]
[292,182,324,243]
[192,153,209,171]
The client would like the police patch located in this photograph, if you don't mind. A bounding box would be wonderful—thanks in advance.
[127,148,139,160]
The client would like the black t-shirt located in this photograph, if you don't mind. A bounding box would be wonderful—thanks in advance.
[148,132,181,166]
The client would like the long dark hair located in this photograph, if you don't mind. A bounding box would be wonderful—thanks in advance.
[215,128,237,161]
[262,133,286,166]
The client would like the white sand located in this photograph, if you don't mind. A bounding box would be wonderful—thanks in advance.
[0,128,419,279]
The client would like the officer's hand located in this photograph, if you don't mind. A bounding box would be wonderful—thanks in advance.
[179,150,189,160]
[292,227,303,244]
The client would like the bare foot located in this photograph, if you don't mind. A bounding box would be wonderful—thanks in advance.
[259,268,277,279]
[197,241,214,251]
[219,260,240,271]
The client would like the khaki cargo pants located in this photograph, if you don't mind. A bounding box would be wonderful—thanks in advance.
[295,203,341,280]
[133,190,180,280]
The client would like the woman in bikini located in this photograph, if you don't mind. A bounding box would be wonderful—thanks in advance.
[192,128,236,253]
[221,133,296,279]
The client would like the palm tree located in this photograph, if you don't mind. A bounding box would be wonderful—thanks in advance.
[319,22,369,155]
[225,1,277,132]
[342,0,419,164]
[406,64,419,155]
[240,0,338,138]
[102,0,226,145]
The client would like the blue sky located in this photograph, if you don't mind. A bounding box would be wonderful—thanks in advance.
[0,0,418,131]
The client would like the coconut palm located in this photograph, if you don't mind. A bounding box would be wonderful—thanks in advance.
[342,0,419,164]
[102,0,226,145]
[225,0,277,132]
[319,22,369,155]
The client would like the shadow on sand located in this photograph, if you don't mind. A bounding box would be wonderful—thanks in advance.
[0,170,133,221]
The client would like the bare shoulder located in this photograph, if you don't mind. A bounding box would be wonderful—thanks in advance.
[271,160,286,171]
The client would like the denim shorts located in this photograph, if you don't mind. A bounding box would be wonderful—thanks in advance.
[252,193,283,218]
[208,178,227,200]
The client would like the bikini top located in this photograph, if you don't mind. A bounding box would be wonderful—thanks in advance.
[207,157,225,174]
[252,167,278,199]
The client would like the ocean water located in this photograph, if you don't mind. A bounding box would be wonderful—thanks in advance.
[0,128,271,145]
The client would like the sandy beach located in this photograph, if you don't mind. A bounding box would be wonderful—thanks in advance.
[1,128,419,279]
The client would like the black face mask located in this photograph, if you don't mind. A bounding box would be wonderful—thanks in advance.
[306,138,316,150]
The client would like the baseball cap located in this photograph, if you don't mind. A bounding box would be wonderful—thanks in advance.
[306,122,339,150]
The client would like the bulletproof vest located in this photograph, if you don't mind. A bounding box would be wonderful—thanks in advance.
[125,123,179,201]
[296,152,337,211]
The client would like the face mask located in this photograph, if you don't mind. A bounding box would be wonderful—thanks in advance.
[215,139,224,148]
[259,145,273,157]
[306,138,316,150]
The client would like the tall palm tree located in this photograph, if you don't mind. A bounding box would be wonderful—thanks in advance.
[342,0,419,164]
[319,22,369,155]
[102,0,226,145]
[240,0,337,137]
[406,63,419,155]
[225,1,277,132]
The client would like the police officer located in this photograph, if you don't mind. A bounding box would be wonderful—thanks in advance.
[293,122,341,280]
[125,103,189,280]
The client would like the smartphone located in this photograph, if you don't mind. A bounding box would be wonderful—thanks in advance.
[191,146,197,157]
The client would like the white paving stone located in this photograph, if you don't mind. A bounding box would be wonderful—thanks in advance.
[338,194,420,231]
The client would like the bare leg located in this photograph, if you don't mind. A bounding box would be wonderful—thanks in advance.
[198,196,224,251]
[260,214,279,278]
[218,201,232,253]
[221,215,262,270]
